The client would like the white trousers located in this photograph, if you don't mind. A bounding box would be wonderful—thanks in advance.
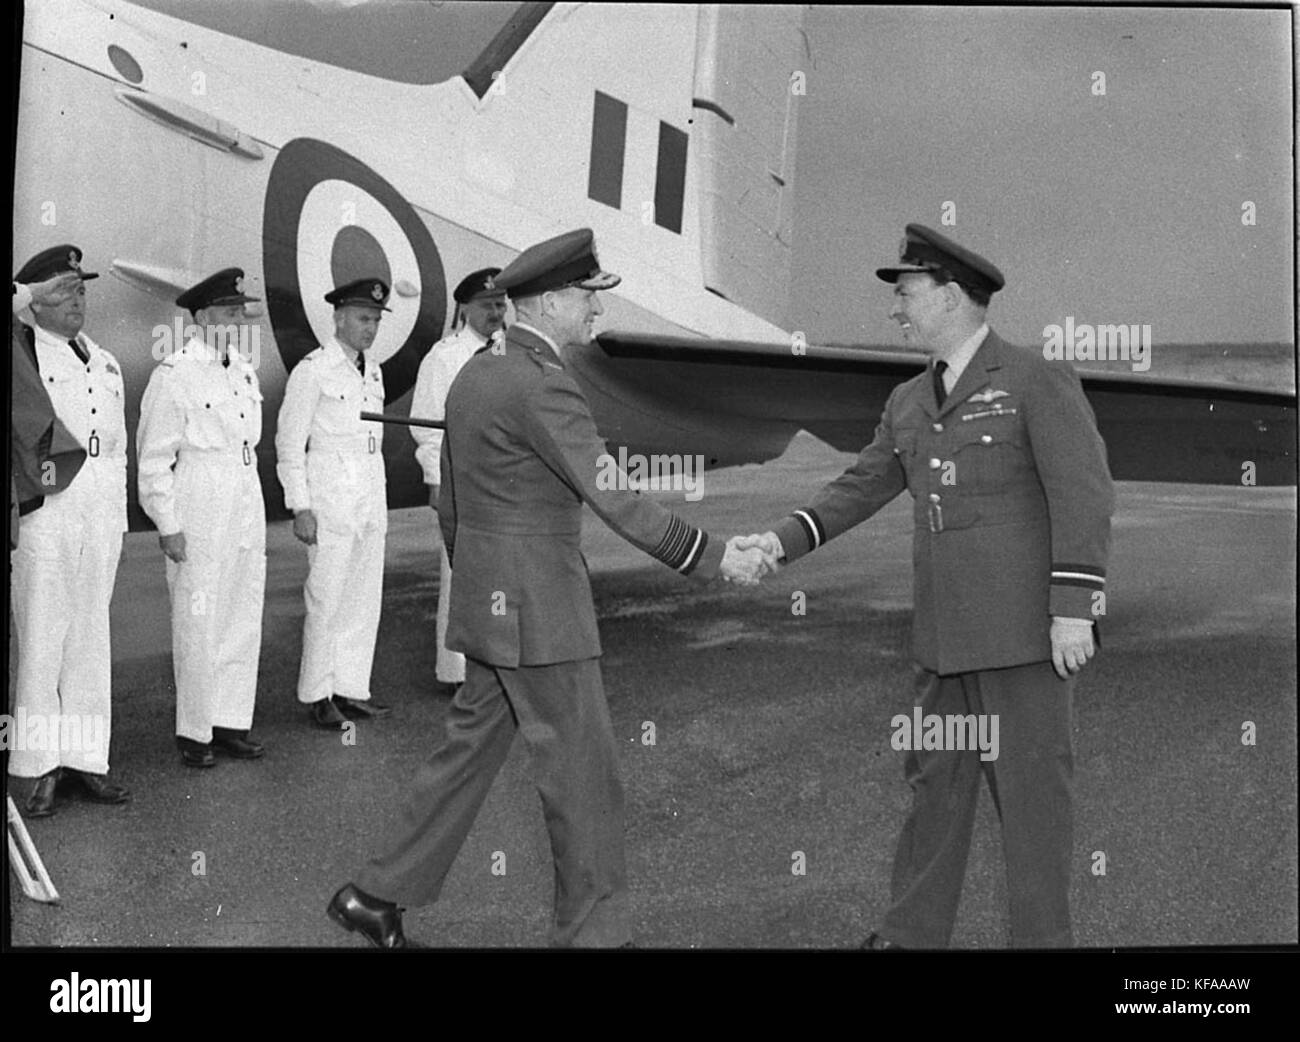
[165,460,266,742]
[435,541,465,684]
[298,522,385,703]
[10,476,123,777]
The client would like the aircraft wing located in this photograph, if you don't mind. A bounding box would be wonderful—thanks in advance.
[578,333,1298,486]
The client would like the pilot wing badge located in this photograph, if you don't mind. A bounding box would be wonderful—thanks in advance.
[966,389,1010,404]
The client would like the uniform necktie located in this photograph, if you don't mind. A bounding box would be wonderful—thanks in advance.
[68,337,89,365]
[356,353,365,378]
[933,360,948,408]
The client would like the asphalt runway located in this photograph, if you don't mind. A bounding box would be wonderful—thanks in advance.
[7,432,1296,948]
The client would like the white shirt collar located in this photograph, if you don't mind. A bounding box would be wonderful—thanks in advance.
[182,335,224,365]
[939,323,989,386]
[32,323,92,364]
[329,335,363,369]
[457,323,490,348]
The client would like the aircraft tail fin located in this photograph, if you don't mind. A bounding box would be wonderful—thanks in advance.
[457,3,808,333]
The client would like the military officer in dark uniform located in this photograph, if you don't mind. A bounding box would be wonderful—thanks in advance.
[743,224,1115,948]
[328,229,765,947]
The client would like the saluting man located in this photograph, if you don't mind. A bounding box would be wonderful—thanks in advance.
[276,278,393,729]
[328,229,765,948]
[136,268,267,768]
[742,225,1115,949]
[410,266,508,697]
[10,245,131,816]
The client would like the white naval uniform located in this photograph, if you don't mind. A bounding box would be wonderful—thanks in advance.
[410,325,488,685]
[275,336,387,704]
[10,324,127,777]
[136,338,266,743]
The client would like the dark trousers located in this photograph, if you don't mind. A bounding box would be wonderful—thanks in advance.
[881,660,1075,948]
[355,655,628,947]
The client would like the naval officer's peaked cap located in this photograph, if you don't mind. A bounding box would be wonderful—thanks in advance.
[177,267,260,312]
[325,278,392,311]
[453,267,505,305]
[492,228,621,298]
[875,223,1005,296]
[15,243,99,284]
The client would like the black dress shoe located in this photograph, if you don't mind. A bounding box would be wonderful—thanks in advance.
[327,884,411,948]
[61,769,131,804]
[24,769,60,817]
[431,681,462,698]
[211,728,264,759]
[859,931,904,950]
[311,698,348,730]
[177,736,216,768]
[334,696,392,720]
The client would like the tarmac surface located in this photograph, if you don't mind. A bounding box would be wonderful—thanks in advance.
[6,432,1296,949]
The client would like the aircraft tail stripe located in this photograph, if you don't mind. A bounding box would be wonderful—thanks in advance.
[654,121,688,234]
[588,91,627,210]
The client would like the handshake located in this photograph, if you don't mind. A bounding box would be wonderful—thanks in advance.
[720,532,785,586]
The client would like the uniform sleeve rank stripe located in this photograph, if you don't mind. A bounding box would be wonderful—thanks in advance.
[1053,563,1107,579]
[1051,572,1106,587]
[652,515,693,569]
[793,509,824,551]
[677,529,706,574]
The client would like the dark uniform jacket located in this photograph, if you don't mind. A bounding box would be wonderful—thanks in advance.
[10,315,86,514]
[773,331,1115,675]
[439,325,724,668]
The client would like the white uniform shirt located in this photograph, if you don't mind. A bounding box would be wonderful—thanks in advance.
[136,337,264,536]
[30,323,128,531]
[275,336,386,527]
[410,324,489,484]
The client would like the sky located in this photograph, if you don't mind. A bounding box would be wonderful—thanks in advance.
[790,5,1295,348]
[127,1,1296,348]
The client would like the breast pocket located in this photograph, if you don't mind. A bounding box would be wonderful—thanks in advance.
[949,419,1027,492]
[316,378,356,436]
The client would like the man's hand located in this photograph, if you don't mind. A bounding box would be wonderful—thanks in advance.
[27,272,81,308]
[1050,616,1095,680]
[428,484,440,512]
[731,531,784,573]
[293,509,318,546]
[721,539,767,585]
[159,531,187,563]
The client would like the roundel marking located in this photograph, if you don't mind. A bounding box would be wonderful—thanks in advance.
[262,137,446,401]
